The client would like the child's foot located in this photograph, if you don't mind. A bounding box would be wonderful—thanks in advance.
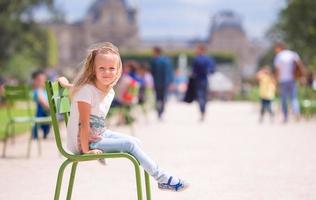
[158,176,189,192]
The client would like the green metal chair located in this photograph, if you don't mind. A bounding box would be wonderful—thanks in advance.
[2,85,51,158]
[45,81,151,200]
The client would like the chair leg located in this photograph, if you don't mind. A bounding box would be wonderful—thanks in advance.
[132,161,143,200]
[144,170,151,200]
[37,126,42,157]
[26,129,32,158]
[11,123,15,144]
[54,159,72,200]
[2,123,11,158]
[66,162,78,200]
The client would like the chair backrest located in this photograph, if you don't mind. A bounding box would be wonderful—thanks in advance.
[45,81,74,158]
[4,85,33,118]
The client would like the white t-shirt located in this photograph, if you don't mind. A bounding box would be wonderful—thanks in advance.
[274,49,300,82]
[67,84,115,154]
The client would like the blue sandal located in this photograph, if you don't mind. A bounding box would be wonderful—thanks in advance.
[158,176,189,192]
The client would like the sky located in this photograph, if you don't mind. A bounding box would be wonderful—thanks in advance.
[35,0,286,40]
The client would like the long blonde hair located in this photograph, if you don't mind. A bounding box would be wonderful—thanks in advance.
[70,42,122,98]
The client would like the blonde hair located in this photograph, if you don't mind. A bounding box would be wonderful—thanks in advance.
[70,42,122,98]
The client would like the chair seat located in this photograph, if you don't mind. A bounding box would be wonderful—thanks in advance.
[72,152,138,162]
[10,116,51,124]
[10,116,34,123]
[34,116,52,124]
[63,151,138,163]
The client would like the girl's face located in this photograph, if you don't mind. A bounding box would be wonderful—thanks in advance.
[94,53,118,87]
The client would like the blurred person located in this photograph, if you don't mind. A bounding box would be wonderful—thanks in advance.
[0,76,4,91]
[135,64,148,105]
[192,44,216,121]
[45,68,58,81]
[173,68,188,101]
[142,63,154,89]
[307,70,314,89]
[141,62,154,100]
[134,63,155,121]
[139,63,154,114]
[128,61,147,105]
[150,47,174,120]
[109,60,140,125]
[0,76,5,106]
[59,42,188,192]
[256,66,276,122]
[31,69,51,139]
[313,72,316,91]
[113,60,140,107]
[274,42,305,122]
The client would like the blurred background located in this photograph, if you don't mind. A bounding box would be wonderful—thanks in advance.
[1,0,315,98]
[1,0,316,199]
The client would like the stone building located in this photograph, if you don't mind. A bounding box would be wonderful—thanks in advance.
[48,0,139,71]
[208,10,265,78]
[48,4,264,79]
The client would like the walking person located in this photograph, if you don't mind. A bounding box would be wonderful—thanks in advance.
[31,70,51,139]
[192,44,216,121]
[274,42,305,122]
[150,46,174,120]
[256,66,276,123]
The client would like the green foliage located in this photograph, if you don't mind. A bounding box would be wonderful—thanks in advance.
[233,84,316,118]
[121,50,234,68]
[0,0,54,82]
[3,51,38,82]
[269,0,316,69]
[258,47,275,70]
[233,86,260,102]
[309,57,316,71]
[298,87,316,117]
[46,29,58,67]
[298,86,316,100]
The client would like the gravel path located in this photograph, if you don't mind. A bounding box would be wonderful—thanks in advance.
[1,101,316,200]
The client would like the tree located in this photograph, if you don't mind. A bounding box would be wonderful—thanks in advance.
[0,0,54,82]
[46,29,58,68]
[268,0,316,70]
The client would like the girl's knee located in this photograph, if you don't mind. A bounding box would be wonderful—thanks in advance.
[123,139,138,153]
[131,137,141,146]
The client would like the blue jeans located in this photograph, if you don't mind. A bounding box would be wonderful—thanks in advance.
[260,99,273,116]
[195,80,208,114]
[32,111,51,139]
[279,80,300,121]
[154,85,168,118]
[32,124,50,139]
[90,130,169,183]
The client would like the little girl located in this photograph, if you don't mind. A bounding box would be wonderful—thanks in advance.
[256,66,276,122]
[60,42,188,192]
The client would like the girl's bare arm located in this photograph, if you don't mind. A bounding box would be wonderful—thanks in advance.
[37,90,50,111]
[77,101,102,154]
[57,76,74,88]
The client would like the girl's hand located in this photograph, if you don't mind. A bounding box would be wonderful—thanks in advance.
[86,149,103,154]
[89,133,102,142]
[57,76,74,88]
